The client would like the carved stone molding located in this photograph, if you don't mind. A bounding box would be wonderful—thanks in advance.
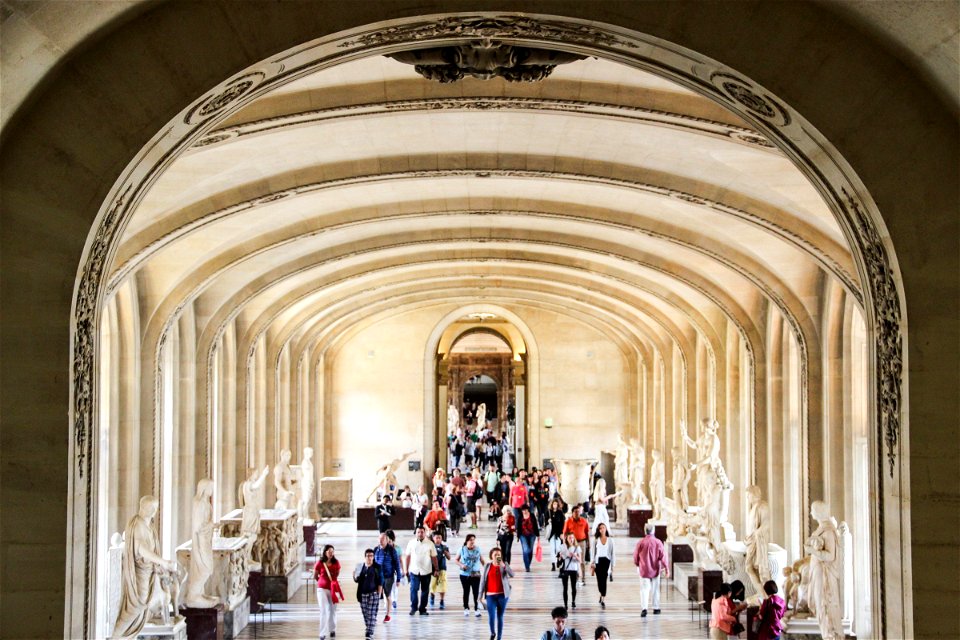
[387,43,586,82]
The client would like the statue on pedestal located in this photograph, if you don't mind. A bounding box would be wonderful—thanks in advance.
[649,449,666,520]
[627,437,649,504]
[805,501,844,640]
[447,403,460,435]
[365,450,416,503]
[670,445,692,510]
[602,435,632,521]
[112,496,181,639]
[183,479,218,608]
[744,485,771,595]
[476,402,487,429]
[239,466,270,542]
[274,449,295,510]
[298,447,316,521]
[783,556,812,618]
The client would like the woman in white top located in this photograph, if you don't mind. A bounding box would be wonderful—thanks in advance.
[590,522,615,608]
[591,478,621,536]
[557,532,583,610]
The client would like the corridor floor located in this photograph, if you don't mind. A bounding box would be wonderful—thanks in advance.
[237,518,710,640]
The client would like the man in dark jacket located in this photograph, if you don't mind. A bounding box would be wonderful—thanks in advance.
[354,549,384,640]
[373,532,401,622]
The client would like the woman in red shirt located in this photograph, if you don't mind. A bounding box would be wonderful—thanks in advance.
[480,547,514,640]
[314,544,341,640]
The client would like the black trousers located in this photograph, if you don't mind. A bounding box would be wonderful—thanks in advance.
[560,570,578,608]
[459,574,480,609]
[497,534,514,563]
[595,557,611,597]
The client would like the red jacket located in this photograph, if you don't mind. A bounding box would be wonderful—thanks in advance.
[314,559,341,590]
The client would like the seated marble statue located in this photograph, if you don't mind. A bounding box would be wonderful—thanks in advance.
[112,496,180,639]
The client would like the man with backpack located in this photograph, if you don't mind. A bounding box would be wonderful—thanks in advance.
[539,606,583,640]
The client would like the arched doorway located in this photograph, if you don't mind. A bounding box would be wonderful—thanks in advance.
[56,13,917,639]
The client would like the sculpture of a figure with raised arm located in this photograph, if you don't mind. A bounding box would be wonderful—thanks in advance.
[648,449,666,520]
[627,437,649,504]
[805,501,844,640]
[365,450,416,503]
[273,449,296,510]
[298,447,316,521]
[183,479,219,608]
[239,466,270,542]
[744,485,772,594]
[112,496,180,639]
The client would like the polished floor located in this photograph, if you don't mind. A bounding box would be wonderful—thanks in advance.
[237,516,711,640]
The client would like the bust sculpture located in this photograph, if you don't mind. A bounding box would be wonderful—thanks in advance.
[183,479,219,608]
[273,449,295,510]
[744,485,772,594]
[239,466,270,542]
[298,447,315,521]
[805,501,844,640]
[112,496,180,638]
[649,449,666,520]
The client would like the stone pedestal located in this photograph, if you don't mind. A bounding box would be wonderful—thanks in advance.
[720,540,789,599]
[176,536,250,613]
[247,569,264,613]
[673,562,698,600]
[180,605,224,640]
[698,566,723,612]
[667,539,694,578]
[220,508,302,602]
[319,477,353,517]
[783,616,855,639]
[628,505,653,537]
[303,523,316,556]
[650,519,668,543]
[746,606,760,640]
[356,506,416,531]
[138,620,188,640]
[550,458,597,505]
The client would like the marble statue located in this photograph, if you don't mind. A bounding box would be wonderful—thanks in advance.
[365,450,416,503]
[783,556,812,617]
[274,449,295,510]
[476,402,487,428]
[447,403,459,435]
[298,447,315,521]
[670,445,692,510]
[112,496,180,639]
[744,485,772,595]
[649,449,666,520]
[683,419,733,523]
[628,437,649,503]
[804,501,844,640]
[603,435,632,522]
[239,466,270,542]
[183,479,218,608]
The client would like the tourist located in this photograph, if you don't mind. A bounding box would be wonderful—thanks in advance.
[375,494,394,534]
[466,468,484,528]
[557,532,582,610]
[451,468,466,491]
[493,472,512,515]
[455,533,485,617]
[756,580,786,640]
[710,583,739,639]
[428,531,451,610]
[352,548,383,640]
[517,505,541,571]
[539,606,583,640]
[447,484,466,537]
[464,436,476,467]
[403,526,439,616]
[412,485,429,531]
[480,547,514,640]
[633,522,667,616]
[509,474,529,540]
[485,464,500,513]
[562,505,590,585]
[424,500,447,539]
[594,625,611,639]
[534,476,551,527]
[373,532,401,622]
[495,505,516,563]
[453,436,465,470]
[547,498,567,571]
[433,468,447,493]
[313,544,341,640]
[590,522,615,608]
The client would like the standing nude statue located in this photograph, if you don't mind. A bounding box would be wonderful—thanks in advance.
[298,447,316,521]
[366,451,416,503]
[648,449,666,520]
[273,449,295,510]
[670,445,692,510]
[183,479,218,608]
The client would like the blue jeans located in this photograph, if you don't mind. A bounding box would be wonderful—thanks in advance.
[485,594,507,639]
[519,534,536,570]
[409,573,431,613]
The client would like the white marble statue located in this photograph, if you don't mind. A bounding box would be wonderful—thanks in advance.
[365,450,416,503]
[298,447,315,521]
[649,449,666,520]
[273,449,295,510]
[112,496,180,639]
[628,437,649,503]
[476,402,487,428]
[239,465,270,542]
[744,485,772,595]
[683,419,733,522]
[805,501,844,640]
[447,403,459,435]
[183,479,218,608]
[603,435,632,522]
[670,445,692,510]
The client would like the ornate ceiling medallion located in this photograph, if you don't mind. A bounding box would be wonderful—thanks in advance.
[387,42,586,82]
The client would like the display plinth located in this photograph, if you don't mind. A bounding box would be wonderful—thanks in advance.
[223,597,249,640]
[247,569,264,613]
[673,562,698,600]
[783,616,855,638]
[356,506,416,530]
[303,523,316,556]
[138,619,188,640]
[667,539,694,578]
[263,561,302,602]
[698,566,723,612]
[319,477,353,517]
[649,518,668,542]
[628,505,653,537]
[180,604,224,640]
[219,508,301,584]
[719,540,789,598]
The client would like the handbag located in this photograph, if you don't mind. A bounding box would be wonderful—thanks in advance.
[730,621,746,635]
[322,561,345,604]
[534,538,543,563]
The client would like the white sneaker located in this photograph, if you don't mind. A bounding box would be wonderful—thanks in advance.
[464,610,470,617]
[475,610,482,618]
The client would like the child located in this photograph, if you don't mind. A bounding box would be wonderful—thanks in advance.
[756,580,786,640]
[429,531,451,609]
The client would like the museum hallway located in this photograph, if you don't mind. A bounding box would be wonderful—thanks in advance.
[238,519,703,640]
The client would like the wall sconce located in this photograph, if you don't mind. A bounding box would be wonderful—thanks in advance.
[544,417,554,428]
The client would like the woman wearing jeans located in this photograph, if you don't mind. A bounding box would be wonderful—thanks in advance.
[456,533,485,616]
[590,523,615,608]
[517,506,541,571]
[557,532,582,610]
[479,547,514,640]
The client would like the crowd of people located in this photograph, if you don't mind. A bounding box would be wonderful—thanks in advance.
[313,429,786,640]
